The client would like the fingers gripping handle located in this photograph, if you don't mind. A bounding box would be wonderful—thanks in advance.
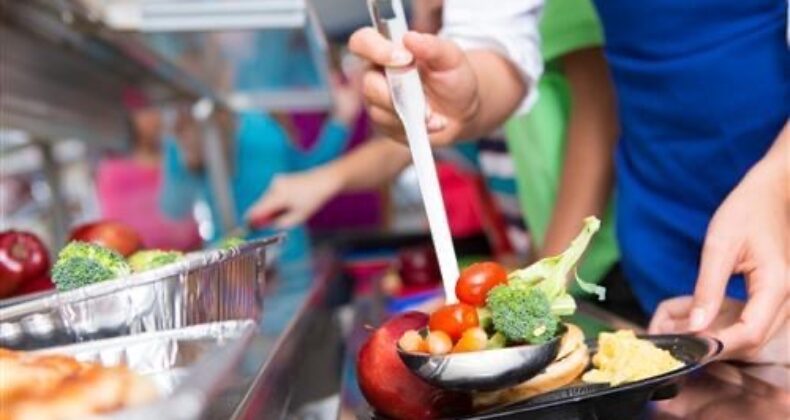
[368,0,460,302]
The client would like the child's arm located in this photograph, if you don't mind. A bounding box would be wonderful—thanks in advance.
[248,138,411,228]
[541,47,618,256]
[292,77,363,170]
[321,137,412,192]
[291,118,351,171]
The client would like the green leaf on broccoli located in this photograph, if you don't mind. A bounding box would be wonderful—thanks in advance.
[508,216,603,308]
[484,217,605,343]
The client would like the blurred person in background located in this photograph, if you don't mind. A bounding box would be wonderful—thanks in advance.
[95,88,202,251]
[160,76,361,332]
[160,78,360,245]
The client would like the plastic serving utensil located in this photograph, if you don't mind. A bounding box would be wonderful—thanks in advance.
[398,327,564,392]
[367,0,460,303]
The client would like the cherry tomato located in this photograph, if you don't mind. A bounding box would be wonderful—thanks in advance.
[455,262,508,306]
[428,303,479,341]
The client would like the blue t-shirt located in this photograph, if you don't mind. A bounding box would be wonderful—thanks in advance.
[161,112,349,293]
[592,0,788,312]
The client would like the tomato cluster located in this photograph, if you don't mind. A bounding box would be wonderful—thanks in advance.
[400,262,508,355]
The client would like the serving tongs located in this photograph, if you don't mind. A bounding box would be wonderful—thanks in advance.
[367,0,560,392]
[367,0,460,302]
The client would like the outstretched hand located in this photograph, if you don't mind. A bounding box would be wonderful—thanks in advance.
[246,170,342,229]
[651,127,789,361]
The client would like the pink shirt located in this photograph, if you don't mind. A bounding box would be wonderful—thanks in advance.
[96,157,202,251]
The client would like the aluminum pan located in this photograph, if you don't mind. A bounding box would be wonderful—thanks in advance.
[0,235,282,350]
[35,320,257,420]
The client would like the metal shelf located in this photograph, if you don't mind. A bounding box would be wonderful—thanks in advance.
[0,0,218,147]
[1,0,335,241]
[80,0,333,112]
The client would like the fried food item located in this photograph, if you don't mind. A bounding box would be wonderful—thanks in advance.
[0,349,157,420]
[582,329,684,386]
[0,352,85,406]
[474,323,589,408]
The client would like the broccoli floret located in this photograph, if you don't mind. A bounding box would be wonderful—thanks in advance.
[486,282,560,344]
[218,236,245,250]
[52,242,131,291]
[128,249,183,272]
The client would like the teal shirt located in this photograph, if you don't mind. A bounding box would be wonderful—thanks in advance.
[161,111,349,291]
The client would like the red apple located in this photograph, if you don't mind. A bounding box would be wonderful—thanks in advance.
[0,230,50,298]
[69,221,142,257]
[14,274,54,296]
[357,311,470,419]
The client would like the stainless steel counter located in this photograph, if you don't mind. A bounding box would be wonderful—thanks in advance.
[228,248,347,420]
[32,245,771,419]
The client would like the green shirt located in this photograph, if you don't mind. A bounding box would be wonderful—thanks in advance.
[504,0,619,288]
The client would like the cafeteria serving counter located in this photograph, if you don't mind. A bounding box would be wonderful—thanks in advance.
[2,244,782,419]
[257,250,788,419]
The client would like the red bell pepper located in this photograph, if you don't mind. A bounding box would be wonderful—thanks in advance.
[0,230,51,298]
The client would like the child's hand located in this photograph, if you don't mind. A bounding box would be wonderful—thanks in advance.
[246,169,342,229]
[682,139,788,361]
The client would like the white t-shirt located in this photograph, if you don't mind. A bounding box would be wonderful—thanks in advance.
[440,0,545,114]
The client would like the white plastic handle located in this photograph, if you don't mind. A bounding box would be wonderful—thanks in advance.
[367,0,460,303]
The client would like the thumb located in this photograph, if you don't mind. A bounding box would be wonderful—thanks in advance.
[690,234,740,332]
[348,27,413,67]
[247,194,288,225]
[403,31,466,72]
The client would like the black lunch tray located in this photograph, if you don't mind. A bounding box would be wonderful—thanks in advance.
[371,334,721,420]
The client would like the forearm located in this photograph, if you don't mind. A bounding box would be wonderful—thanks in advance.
[542,48,619,256]
[462,50,528,139]
[757,121,789,195]
[442,0,544,141]
[318,137,412,193]
[293,119,350,170]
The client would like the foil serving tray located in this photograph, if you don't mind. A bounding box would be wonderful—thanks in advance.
[36,319,258,420]
[0,236,282,350]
